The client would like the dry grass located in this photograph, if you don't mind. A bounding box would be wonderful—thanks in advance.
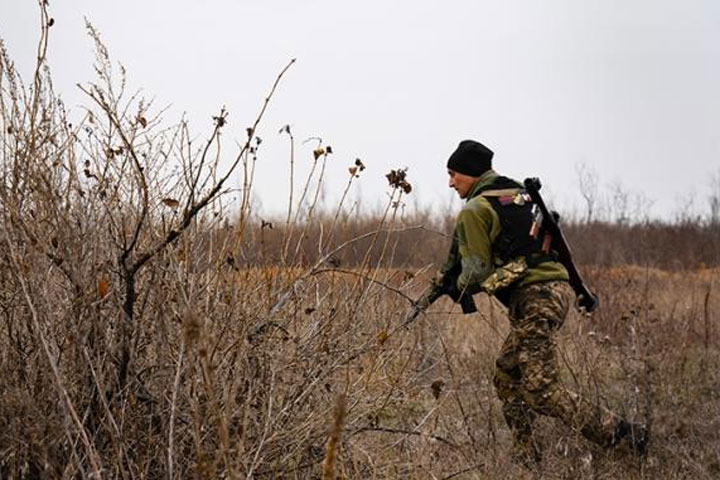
[2,256,718,478]
[1,5,719,479]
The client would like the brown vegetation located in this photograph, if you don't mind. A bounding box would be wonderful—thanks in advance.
[1,5,719,479]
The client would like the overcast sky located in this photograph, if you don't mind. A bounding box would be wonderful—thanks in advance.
[2,0,719,221]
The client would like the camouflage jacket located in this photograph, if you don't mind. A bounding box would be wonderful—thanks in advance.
[442,169,569,296]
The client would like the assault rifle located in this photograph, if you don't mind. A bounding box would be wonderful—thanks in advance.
[403,263,477,328]
[524,177,599,312]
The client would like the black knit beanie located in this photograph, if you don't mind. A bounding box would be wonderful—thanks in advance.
[446,140,493,177]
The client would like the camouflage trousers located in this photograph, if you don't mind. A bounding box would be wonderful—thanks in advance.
[493,280,618,455]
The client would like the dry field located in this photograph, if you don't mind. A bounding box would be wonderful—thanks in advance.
[2,6,719,478]
[1,258,718,479]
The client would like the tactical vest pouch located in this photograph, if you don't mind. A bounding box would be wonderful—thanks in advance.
[481,257,528,295]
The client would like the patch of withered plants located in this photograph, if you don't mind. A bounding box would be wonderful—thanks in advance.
[1,4,719,479]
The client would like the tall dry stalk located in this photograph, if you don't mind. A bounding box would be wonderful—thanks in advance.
[322,394,347,480]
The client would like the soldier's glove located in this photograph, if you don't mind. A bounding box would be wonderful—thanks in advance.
[439,275,477,314]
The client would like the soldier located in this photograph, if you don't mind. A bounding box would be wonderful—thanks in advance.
[440,139,648,465]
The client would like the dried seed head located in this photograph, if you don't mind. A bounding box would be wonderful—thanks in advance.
[313,147,325,160]
[385,168,413,194]
[212,112,227,128]
[431,379,445,399]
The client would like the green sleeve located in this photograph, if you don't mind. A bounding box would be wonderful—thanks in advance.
[456,199,499,294]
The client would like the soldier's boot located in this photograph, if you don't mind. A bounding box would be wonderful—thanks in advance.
[500,400,541,468]
[510,436,542,469]
[507,418,542,469]
[611,420,649,457]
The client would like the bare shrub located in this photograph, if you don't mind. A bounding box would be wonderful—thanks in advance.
[576,162,600,224]
[1,5,719,480]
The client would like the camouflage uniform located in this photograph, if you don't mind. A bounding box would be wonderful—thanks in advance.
[495,280,619,459]
[444,169,624,460]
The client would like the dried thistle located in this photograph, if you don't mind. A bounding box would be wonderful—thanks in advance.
[385,168,412,194]
[313,147,325,160]
[212,109,227,127]
[348,158,366,177]
[431,379,445,400]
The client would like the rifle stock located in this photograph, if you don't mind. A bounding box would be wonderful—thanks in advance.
[524,177,599,312]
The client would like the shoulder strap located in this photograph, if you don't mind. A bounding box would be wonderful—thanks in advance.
[476,175,523,194]
[480,188,522,198]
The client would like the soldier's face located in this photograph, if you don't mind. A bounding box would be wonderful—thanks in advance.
[448,169,477,199]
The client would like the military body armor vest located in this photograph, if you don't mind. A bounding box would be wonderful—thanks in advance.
[476,176,554,267]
